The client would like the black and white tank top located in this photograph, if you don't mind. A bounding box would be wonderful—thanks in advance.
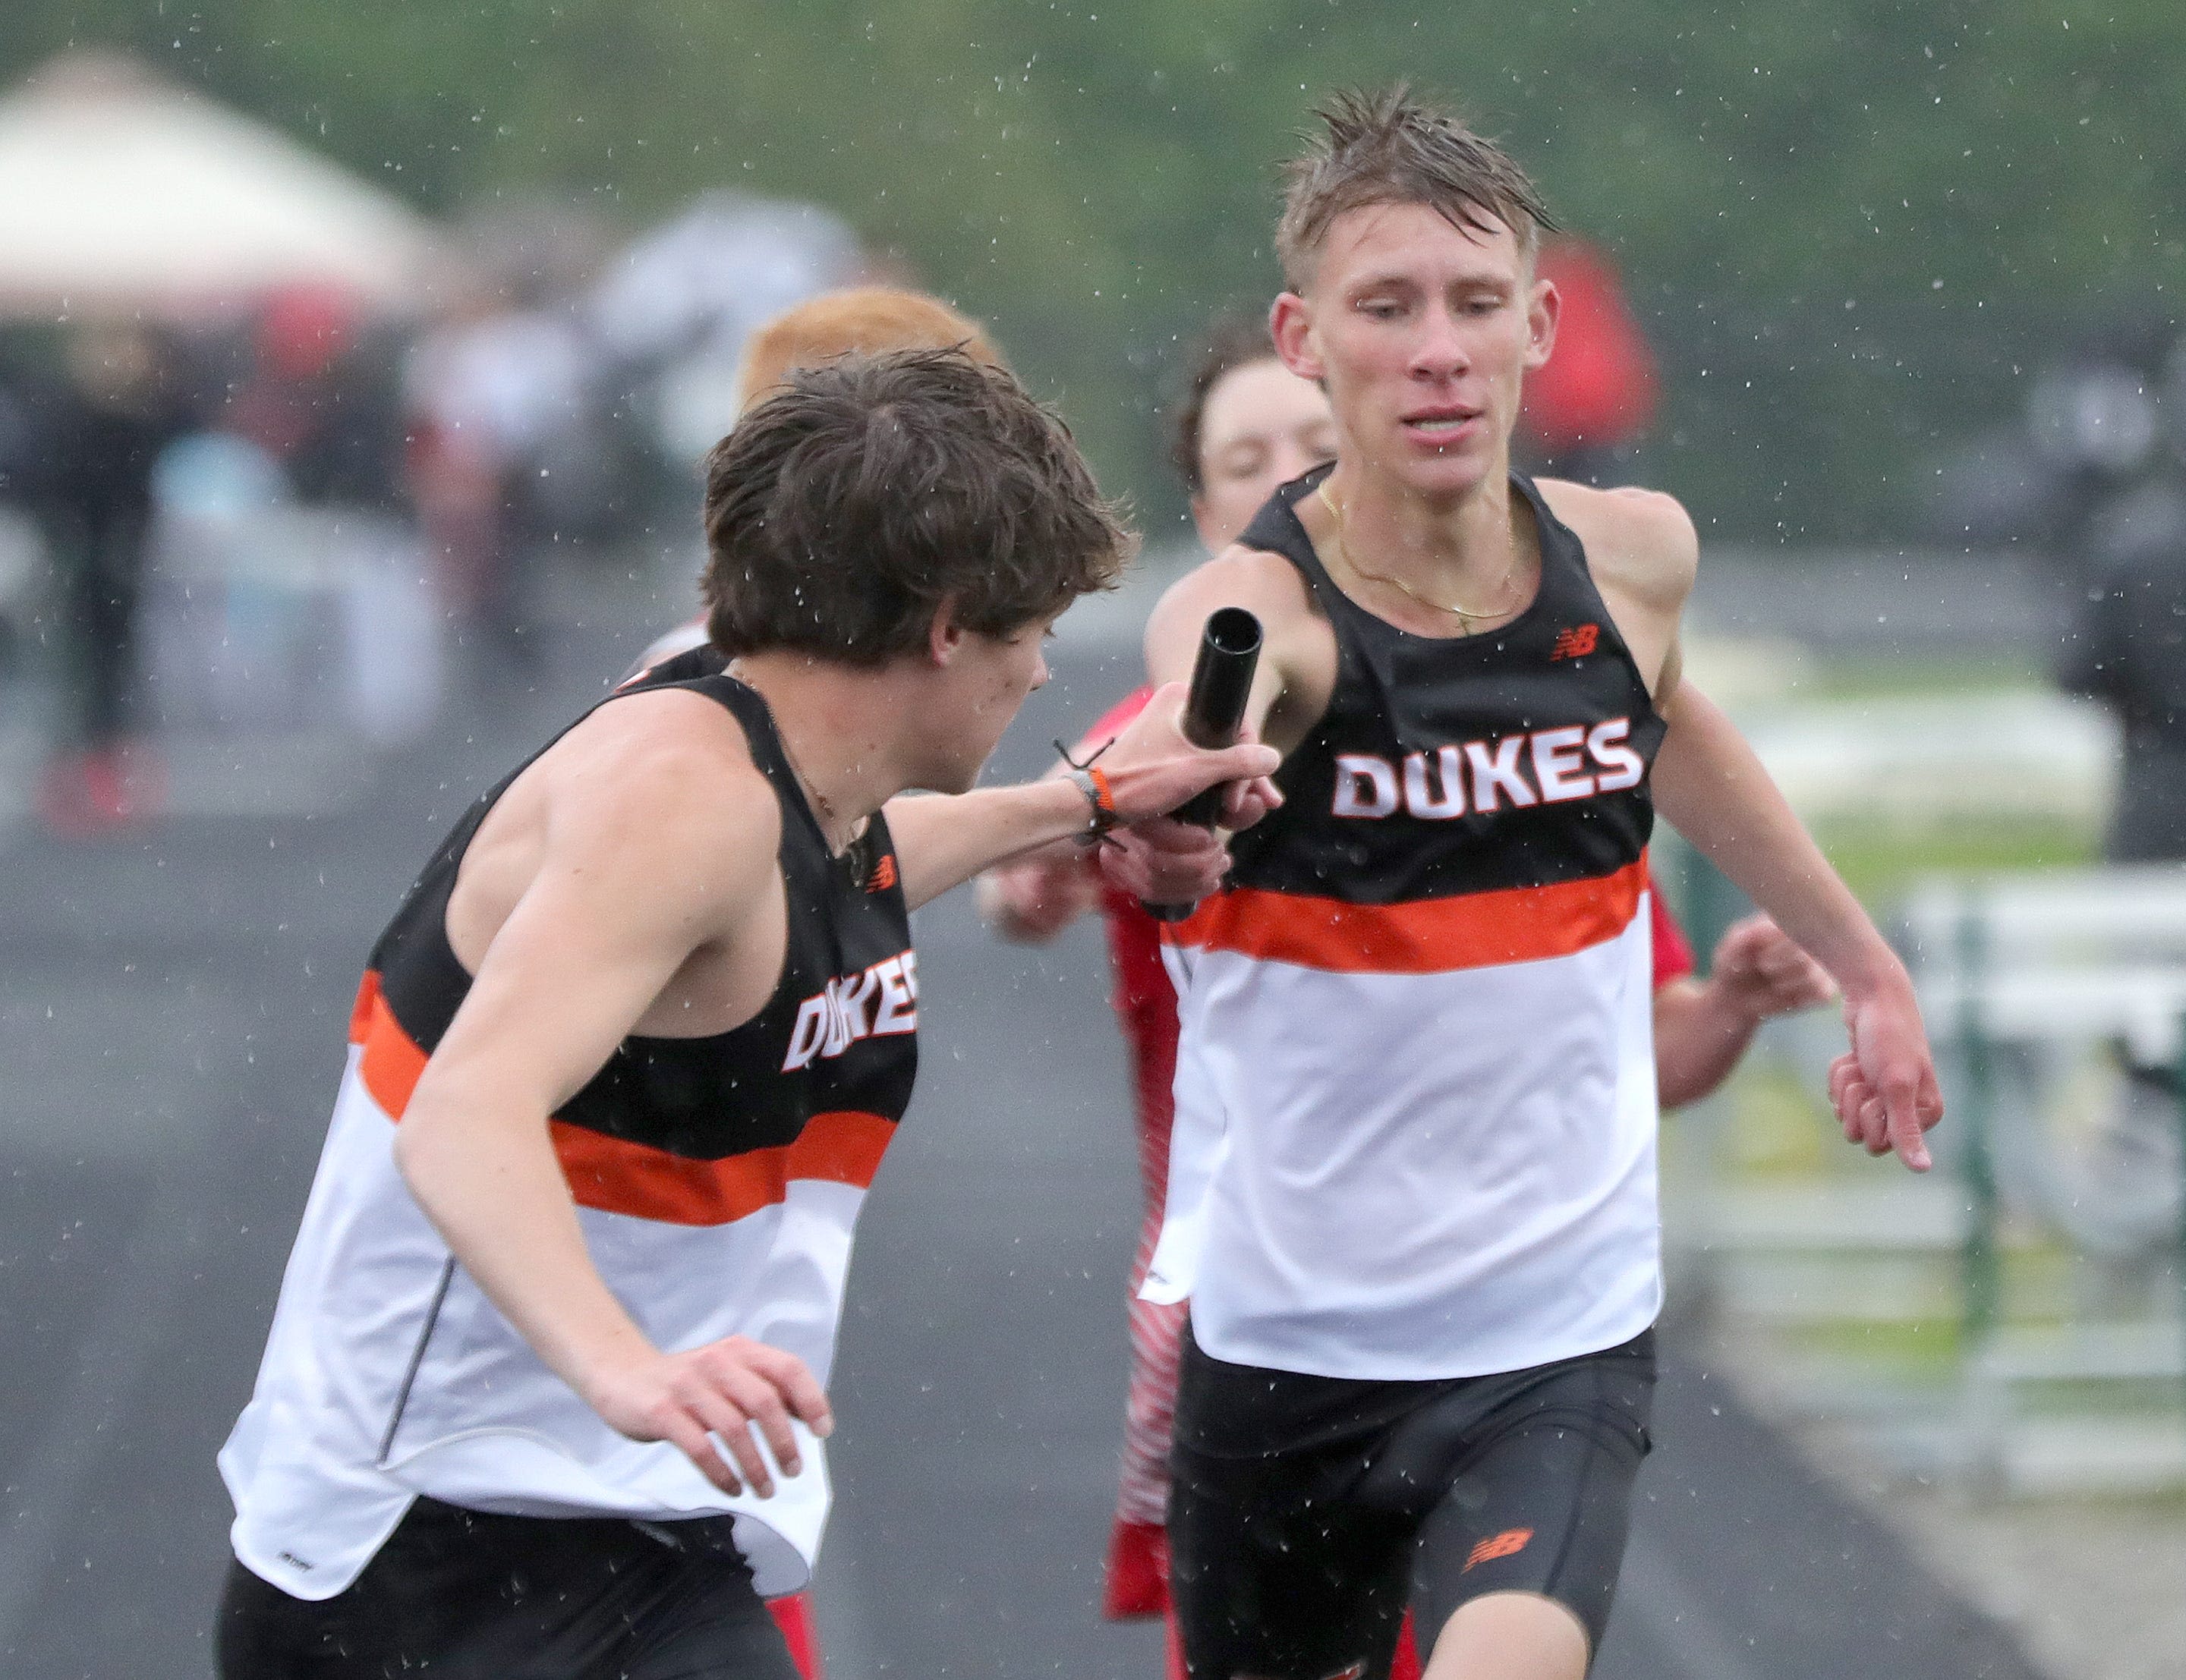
[222,648,915,1603]
[1148,467,1671,1381]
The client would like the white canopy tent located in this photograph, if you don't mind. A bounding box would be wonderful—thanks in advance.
[0,52,443,316]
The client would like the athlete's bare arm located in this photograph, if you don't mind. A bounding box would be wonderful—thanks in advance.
[1142,547,1337,760]
[1654,915,1836,1109]
[1548,481,1945,1169]
[1652,683,1942,1163]
[884,680,1280,911]
[975,709,1154,943]
[975,756,1104,942]
[1079,553,1331,908]
[394,691,829,1500]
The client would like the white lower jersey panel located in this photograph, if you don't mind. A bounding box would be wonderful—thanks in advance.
[223,1059,859,1601]
[1149,904,1662,1380]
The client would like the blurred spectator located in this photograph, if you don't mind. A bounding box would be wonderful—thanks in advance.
[224,285,405,511]
[0,361,48,674]
[404,289,590,665]
[29,319,194,833]
[2054,432,2184,1263]
[2059,477,2186,861]
[1930,317,2172,561]
[1519,237,1658,486]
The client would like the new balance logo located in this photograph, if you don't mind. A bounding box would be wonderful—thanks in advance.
[1463,1527,1535,1572]
[1549,623,1600,660]
[866,854,899,893]
[782,950,918,1071]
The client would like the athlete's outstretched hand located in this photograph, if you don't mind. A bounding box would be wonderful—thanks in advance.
[588,1335,833,1499]
[1827,973,1944,1173]
[1096,681,1282,830]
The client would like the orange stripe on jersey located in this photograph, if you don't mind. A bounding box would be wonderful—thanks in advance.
[346,968,896,1223]
[1170,855,1647,975]
[551,1109,897,1226]
[348,971,383,1045]
[353,974,431,1118]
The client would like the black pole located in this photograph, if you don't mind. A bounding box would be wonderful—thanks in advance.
[1144,607,1262,923]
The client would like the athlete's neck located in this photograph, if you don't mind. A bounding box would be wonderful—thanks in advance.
[726,654,906,853]
[1309,454,1536,628]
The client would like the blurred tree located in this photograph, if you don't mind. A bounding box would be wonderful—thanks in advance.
[7,1,2178,544]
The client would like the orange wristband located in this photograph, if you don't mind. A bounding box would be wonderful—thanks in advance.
[1065,765,1119,842]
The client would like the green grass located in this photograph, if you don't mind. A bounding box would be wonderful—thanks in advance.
[1792,655,2055,699]
[1786,1317,1965,1377]
[1813,814,2099,908]
[1785,654,2104,902]
[1707,650,2104,904]
[1718,1063,1835,1177]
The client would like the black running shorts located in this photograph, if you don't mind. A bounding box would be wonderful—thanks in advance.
[1169,1326,1655,1680]
[216,1496,800,1680]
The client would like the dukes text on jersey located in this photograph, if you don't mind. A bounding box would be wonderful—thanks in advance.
[782,949,919,1071]
[1331,718,1644,821]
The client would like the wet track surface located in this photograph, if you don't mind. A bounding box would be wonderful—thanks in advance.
[0,617,2040,1678]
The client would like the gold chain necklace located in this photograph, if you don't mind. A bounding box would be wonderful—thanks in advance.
[1315,481,1517,629]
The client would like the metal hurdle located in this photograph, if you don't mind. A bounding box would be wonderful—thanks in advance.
[1901,868,2186,1494]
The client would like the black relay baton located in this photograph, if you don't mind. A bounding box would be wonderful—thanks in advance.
[1143,606,1264,923]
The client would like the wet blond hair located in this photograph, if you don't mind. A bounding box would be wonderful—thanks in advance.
[1277,85,1558,289]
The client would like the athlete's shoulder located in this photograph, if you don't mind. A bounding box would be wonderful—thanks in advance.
[1535,478,1697,612]
[548,687,783,891]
